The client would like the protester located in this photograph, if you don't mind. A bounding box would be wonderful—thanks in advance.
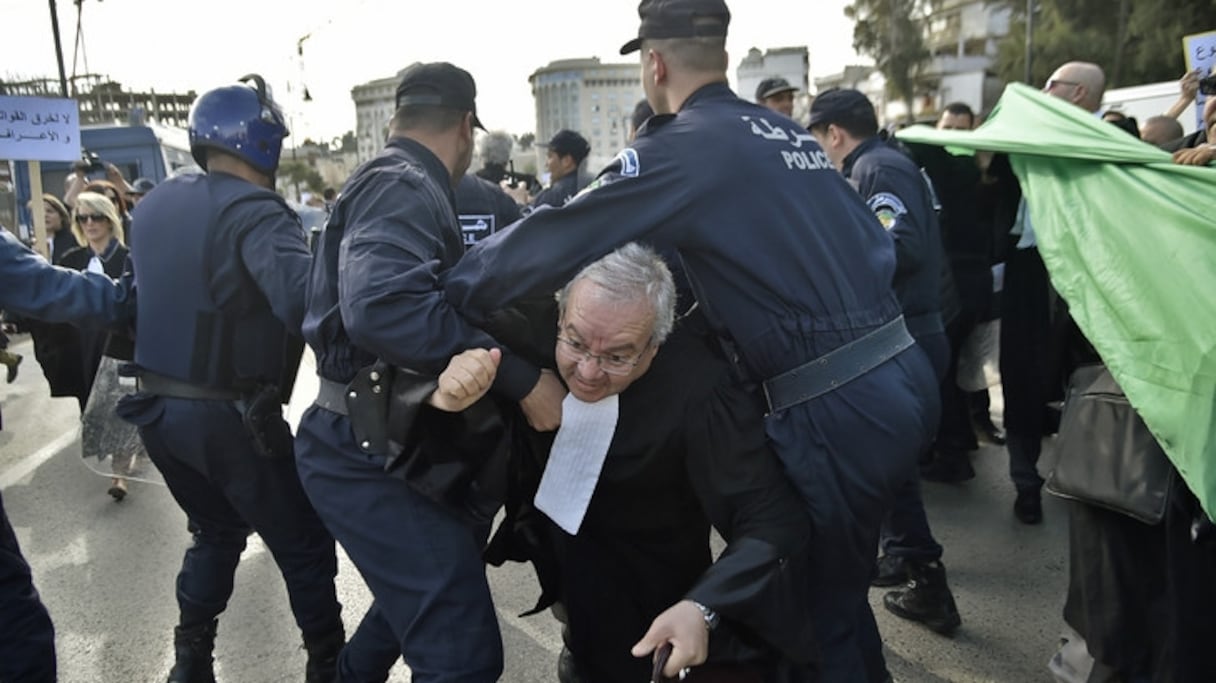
[480,243,814,682]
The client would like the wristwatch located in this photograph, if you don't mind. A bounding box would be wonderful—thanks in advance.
[692,601,719,631]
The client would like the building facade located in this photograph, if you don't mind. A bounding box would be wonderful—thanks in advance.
[529,58,643,175]
[350,73,400,166]
[736,46,812,124]
[920,0,1011,119]
[1,74,195,128]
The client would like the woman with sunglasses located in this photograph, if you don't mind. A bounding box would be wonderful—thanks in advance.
[61,192,139,501]
[83,179,135,245]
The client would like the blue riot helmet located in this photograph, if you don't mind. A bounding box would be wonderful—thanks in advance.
[188,74,289,175]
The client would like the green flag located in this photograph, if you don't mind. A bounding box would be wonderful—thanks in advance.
[899,83,1216,523]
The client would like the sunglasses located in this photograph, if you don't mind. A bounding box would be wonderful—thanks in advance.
[1200,75,1216,96]
[76,213,109,224]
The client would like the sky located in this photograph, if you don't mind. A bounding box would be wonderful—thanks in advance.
[0,0,869,143]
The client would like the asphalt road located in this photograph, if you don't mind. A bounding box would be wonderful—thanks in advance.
[1,336,1068,682]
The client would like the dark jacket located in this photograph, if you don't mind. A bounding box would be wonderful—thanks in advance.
[486,305,816,681]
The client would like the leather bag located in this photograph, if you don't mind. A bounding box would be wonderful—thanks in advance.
[1045,364,1175,525]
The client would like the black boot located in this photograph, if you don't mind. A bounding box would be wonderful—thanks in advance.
[167,619,217,683]
[882,560,961,635]
[303,627,345,683]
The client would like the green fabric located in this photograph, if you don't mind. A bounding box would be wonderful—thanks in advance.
[898,83,1216,522]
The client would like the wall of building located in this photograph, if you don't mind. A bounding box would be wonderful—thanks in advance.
[530,58,643,175]
[351,74,397,166]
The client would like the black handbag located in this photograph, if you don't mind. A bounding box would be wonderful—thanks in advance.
[1045,364,1175,525]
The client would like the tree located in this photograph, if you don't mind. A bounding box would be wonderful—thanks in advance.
[340,131,357,153]
[278,160,324,194]
[517,133,535,151]
[991,0,1213,88]
[845,0,931,122]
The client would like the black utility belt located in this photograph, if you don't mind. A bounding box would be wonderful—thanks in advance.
[138,371,243,401]
[761,315,915,414]
[314,377,351,416]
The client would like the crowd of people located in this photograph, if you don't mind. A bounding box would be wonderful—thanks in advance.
[1,0,1214,681]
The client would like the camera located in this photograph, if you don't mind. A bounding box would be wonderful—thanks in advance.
[1200,75,1216,97]
[73,150,105,174]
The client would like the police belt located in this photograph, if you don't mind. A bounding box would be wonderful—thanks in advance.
[314,377,350,416]
[761,315,915,414]
[138,371,243,401]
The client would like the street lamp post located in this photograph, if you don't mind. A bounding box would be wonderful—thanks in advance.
[47,0,69,97]
[1024,0,1035,84]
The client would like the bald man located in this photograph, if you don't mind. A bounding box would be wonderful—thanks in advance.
[1141,115,1184,148]
[1043,61,1106,114]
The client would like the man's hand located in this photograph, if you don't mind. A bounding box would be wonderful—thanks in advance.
[519,369,565,431]
[631,600,710,679]
[1181,69,1201,101]
[1172,143,1216,166]
[501,180,532,205]
[428,348,501,412]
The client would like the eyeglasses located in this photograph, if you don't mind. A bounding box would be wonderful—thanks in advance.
[556,336,646,376]
[76,213,108,224]
[1044,79,1080,92]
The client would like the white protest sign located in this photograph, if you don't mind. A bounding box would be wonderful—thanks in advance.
[1182,30,1216,131]
[0,95,81,162]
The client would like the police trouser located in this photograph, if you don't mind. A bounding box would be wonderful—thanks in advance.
[120,394,342,637]
[767,347,938,682]
[294,405,503,683]
[879,330,950,563]
[0,489,56,682]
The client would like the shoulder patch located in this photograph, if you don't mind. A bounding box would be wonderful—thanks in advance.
[866,191,908,230]
[614,148,641,178]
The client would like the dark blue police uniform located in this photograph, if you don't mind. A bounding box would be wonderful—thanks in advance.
[117,172,343,646]
[444,83,940,681]
[842,135,950,569]
[527,171,581,211]
[295,136,539,682]
[0,229,132,682]
[454,172,521,246]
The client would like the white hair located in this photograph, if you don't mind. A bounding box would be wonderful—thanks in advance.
[556,243,676,344]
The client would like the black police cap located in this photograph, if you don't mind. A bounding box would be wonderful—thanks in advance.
[756,77,797,101]
[807,88,875,128]
[395,62,485,130]
[619,0,731,55]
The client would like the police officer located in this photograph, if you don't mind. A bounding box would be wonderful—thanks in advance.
[526,129,591,210]
[0,229,132,682]
[116,75,344,683]
[442,1,939,679]
[293,62,563,682]
[808,88,960,636]
[755,76,797,117]
[453,172,521,246]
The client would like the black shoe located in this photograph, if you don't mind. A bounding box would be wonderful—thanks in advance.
[920,455,975,483]
[1014,489,1043,525]
[303,626,345,683]
[167,619,217,683]
[871,554,909,588]
[4,353,20,384]
[882,561,962,635]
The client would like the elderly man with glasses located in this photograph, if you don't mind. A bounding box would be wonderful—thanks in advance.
[457,243,816,682]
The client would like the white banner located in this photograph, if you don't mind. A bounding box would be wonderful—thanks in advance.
[0,95,81,162]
